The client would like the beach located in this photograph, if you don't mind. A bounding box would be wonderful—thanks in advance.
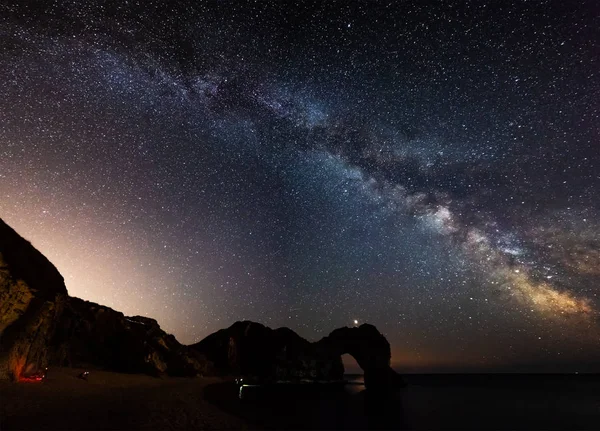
[0,368,246,430]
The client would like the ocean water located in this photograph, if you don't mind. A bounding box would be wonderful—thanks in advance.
[394,374,600,430]
[344,373,365,394]
[217,374,600,430]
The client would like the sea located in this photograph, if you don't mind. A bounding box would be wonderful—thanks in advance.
[209,373,600,430]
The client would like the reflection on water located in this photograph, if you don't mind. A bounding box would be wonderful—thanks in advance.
[237,375,366,399]
[231,373,404,430]
[344,374,365,384]
[344,374,365,394]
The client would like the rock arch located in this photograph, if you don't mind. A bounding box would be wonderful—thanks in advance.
[190,321,403,390]
[316,324,403,390]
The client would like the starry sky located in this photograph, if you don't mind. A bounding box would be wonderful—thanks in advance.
[1,0,599,372]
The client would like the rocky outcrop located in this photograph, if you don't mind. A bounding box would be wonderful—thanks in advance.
[191,321,403,390]
[315,324,404,390]
[0,218,207,380]
[0,219,68,380]
[48,297,209,377]
[190,321,337,380]
[1,218,401,387]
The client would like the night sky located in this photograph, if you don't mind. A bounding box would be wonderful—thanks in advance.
[1,0,599,372]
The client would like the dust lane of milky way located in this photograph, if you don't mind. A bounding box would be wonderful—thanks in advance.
[0,0,599,371]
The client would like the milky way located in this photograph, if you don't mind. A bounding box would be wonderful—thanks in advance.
[1,0,599,371]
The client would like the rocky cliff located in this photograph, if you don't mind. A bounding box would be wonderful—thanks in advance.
[0,219,68,379]
[191,321,344,382]
[47,297,208,377]
[191,321,403,390]
[1,218,402,389]
[0,218,206,380]
[315,324,405,390]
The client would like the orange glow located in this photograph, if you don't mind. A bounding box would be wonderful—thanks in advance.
[18,375,44,383]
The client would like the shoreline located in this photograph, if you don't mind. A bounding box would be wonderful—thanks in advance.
[2,368,599,430]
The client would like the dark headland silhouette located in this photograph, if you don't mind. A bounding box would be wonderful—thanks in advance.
[0,217,206,379]
[1,217,599,430]
[190,320,404,389]
[0,217,400,388]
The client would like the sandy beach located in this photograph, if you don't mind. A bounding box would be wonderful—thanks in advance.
[0,368,247,430]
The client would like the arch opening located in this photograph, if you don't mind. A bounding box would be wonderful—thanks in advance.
[341,353,363,376]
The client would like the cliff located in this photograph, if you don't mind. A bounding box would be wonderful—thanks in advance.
[1,217,402,389]
[0,219,68,379]
[191,320,403,390]
[0,218,207,380]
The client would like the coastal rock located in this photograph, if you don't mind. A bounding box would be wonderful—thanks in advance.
[316,324,404,390]
[191,321,402,389]
[48,297,208,377]
[0,218,207,379]
[1,217,401,387]
[190,321,328,379]
[0,219,68,379]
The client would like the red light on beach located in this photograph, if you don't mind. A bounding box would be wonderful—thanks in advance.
[19,368,47,383]
[19,376,44,383]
